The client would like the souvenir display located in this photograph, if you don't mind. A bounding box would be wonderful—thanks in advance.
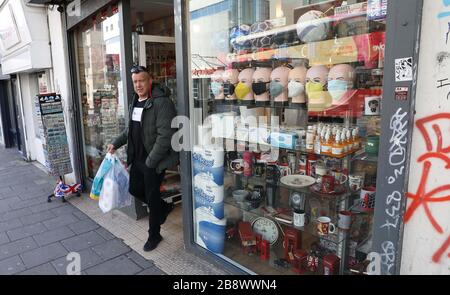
[270,66,290,106]
[35,94,73,177]
[288,66,308,105]
[193,0,388,275]
[253,67,272,106]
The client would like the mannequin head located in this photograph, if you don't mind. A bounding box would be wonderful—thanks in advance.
[306,65,331,110]
[211,70,225,100]
[223,69,239,101]
[328,64,355,104]
[236,68,255,101]
[270,66,290,103]
[288,66,308,104]
[252,67,272,102]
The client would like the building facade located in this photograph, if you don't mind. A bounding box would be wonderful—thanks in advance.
[1,0,447,275]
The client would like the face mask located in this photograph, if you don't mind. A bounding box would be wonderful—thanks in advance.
[211,82,223,96]
[235,82,251,100]
[288,81,305,97]
[223,83,236,96]
[306,81,325,96]
[270,81,284,98]
[252,82,269,95]
[327,80,348,102]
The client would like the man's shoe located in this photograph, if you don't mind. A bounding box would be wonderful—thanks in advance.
[143,234,163,252]
[160,202,174,225]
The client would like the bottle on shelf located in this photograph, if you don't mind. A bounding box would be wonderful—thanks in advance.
[332,131,344,157]
[346,129,353,154]
[352,127,361,152]
[341,128,349,155]
[321,130,332,155]
[306,126,315,153]
[314,128,325,155]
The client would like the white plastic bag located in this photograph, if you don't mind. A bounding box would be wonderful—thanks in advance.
[99,154,131,213]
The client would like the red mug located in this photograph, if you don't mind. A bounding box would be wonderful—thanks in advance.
[321,175,335,193]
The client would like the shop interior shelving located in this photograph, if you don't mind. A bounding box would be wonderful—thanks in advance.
[198,7,386,274]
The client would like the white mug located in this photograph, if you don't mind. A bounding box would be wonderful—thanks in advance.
[338,211,352,230]
[293,210,309,227]
[317,216,336,235]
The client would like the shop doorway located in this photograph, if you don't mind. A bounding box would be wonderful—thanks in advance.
[136,34,181,205]
[9,76,27,158]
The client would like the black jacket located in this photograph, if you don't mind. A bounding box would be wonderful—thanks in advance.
[112,83,179,173]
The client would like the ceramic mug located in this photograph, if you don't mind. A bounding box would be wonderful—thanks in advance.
[360,187,376,209]
[332,170,348,185]
[317,216,336,235]
[278,164,291,177]
[294,210,309,227]
[349,174,365,192]
[229,159,244,174]
[338,211,352,230]
[321,175,335,194]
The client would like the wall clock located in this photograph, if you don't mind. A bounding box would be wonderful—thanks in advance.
[251,217,279,245]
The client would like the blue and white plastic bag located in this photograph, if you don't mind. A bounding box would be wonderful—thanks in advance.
[99,154,131,213]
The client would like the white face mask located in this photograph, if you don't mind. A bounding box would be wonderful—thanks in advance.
[288,81,305,97]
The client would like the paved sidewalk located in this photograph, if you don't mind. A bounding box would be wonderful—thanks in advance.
[0,148,165,275]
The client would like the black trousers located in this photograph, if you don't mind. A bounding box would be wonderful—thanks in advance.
[129,162,166,239]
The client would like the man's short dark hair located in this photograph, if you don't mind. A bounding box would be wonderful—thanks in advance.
[131,65,149,74]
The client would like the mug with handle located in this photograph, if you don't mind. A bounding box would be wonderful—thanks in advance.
[317,216,336,235]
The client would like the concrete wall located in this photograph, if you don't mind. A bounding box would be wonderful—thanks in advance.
[401,0,450,275]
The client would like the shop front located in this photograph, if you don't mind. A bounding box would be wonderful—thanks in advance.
[175,0,424,275]
[0,0,53,162]
[66,0,180,220]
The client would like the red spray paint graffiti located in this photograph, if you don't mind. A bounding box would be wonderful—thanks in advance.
[405,113,450,263]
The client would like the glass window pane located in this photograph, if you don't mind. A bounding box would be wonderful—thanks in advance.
[76,7,126,179]
[189,0,387,275]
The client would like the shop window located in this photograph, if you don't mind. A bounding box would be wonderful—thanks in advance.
[75,6,126,179]
[189,0,387,275]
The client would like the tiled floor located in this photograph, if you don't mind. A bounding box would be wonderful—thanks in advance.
[0,148,165,275]
[69,191,227,275]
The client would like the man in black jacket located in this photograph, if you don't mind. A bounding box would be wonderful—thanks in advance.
[107,66,179,251]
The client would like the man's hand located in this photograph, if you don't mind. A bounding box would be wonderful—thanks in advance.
[106,144,116,154]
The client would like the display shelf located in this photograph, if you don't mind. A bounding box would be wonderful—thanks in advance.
[351,151,378,163]
[223,192,347,245]
[349,199,375,214]
[228,31,385,67]
[222,234,321,275]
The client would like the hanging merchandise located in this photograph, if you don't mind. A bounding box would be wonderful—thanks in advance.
[35,94,73,176]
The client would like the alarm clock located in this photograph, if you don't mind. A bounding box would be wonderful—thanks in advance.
[251,217,280,245]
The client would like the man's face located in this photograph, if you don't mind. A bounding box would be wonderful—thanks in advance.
[132,72,152,97]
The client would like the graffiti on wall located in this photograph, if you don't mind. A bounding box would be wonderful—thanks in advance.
[437,0,450,43]
[405,112,450,263]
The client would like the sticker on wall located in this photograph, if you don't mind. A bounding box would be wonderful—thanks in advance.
[395,57,413,82]
[395,87,409,101]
